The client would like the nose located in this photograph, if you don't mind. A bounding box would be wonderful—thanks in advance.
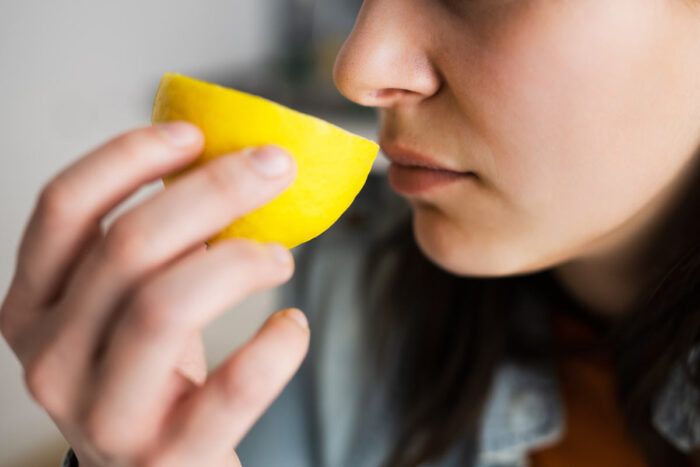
[332,0,442,108]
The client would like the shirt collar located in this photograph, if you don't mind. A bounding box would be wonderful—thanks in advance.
[476,282,700,462]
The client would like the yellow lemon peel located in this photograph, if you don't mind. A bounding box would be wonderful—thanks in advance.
[151,73,379,249]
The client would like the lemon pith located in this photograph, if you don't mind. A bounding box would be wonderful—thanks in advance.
[151,73,379,249]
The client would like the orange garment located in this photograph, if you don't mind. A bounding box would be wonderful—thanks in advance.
[528,310,648,467]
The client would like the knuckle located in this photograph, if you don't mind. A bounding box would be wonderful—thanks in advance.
[1,281,34,346]
[201,160,243,200]
[80,405,155,458]
[23,353,67,416]
[221,355,273,408]
[144,124,181,147]
[126,287,178,337]
[223,241,280,276]
[224,239,266,262]
[102,127,173,175]
[0,306,13,343]
[110,127,163,157]
[23,358,46,403]
[36,179,77,228]
[236,240,294,277]
[101,218,150,269]
[218,241,293,288]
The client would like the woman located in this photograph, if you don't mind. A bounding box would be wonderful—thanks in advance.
[1,0,698,466]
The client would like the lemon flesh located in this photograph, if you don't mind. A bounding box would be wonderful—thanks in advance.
[151,73,379,249]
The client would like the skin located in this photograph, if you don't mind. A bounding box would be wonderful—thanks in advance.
[333,0,700,316]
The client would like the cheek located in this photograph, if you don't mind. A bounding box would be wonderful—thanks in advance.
[467,0,698,254]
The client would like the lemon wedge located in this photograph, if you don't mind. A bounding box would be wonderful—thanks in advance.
[151,73,379,249]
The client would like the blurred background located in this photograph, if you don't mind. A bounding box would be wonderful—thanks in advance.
[0,1,385,464]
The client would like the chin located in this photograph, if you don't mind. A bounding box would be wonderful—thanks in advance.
[411,206,545,278]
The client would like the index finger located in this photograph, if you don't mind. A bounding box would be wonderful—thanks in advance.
[12,122,204,311]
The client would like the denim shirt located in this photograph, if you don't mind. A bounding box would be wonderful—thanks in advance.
[62,174,698,467]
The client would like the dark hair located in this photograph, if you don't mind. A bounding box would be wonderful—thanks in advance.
[360,153,700,466]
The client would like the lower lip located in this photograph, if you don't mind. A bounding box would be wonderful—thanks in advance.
[387,163,475,195]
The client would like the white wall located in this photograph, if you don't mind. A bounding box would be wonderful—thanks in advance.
[0,1,284,464]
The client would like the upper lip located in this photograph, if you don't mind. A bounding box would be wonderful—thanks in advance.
[380,143,469,173]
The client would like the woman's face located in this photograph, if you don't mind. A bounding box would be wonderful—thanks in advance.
[333,0,700,277]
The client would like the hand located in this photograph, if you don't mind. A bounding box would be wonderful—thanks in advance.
[0,122,310,466]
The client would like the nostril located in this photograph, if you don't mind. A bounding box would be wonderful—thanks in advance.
[366,88,426,107]
[369,88,409,99]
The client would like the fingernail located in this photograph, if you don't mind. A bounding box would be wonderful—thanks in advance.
[249,145,292,177]
[282,308,308,330]
[155,121,200,147]
[267,242,292,265]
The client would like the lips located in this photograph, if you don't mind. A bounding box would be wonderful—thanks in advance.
[380,144,471,174]
[381,143,477,195]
